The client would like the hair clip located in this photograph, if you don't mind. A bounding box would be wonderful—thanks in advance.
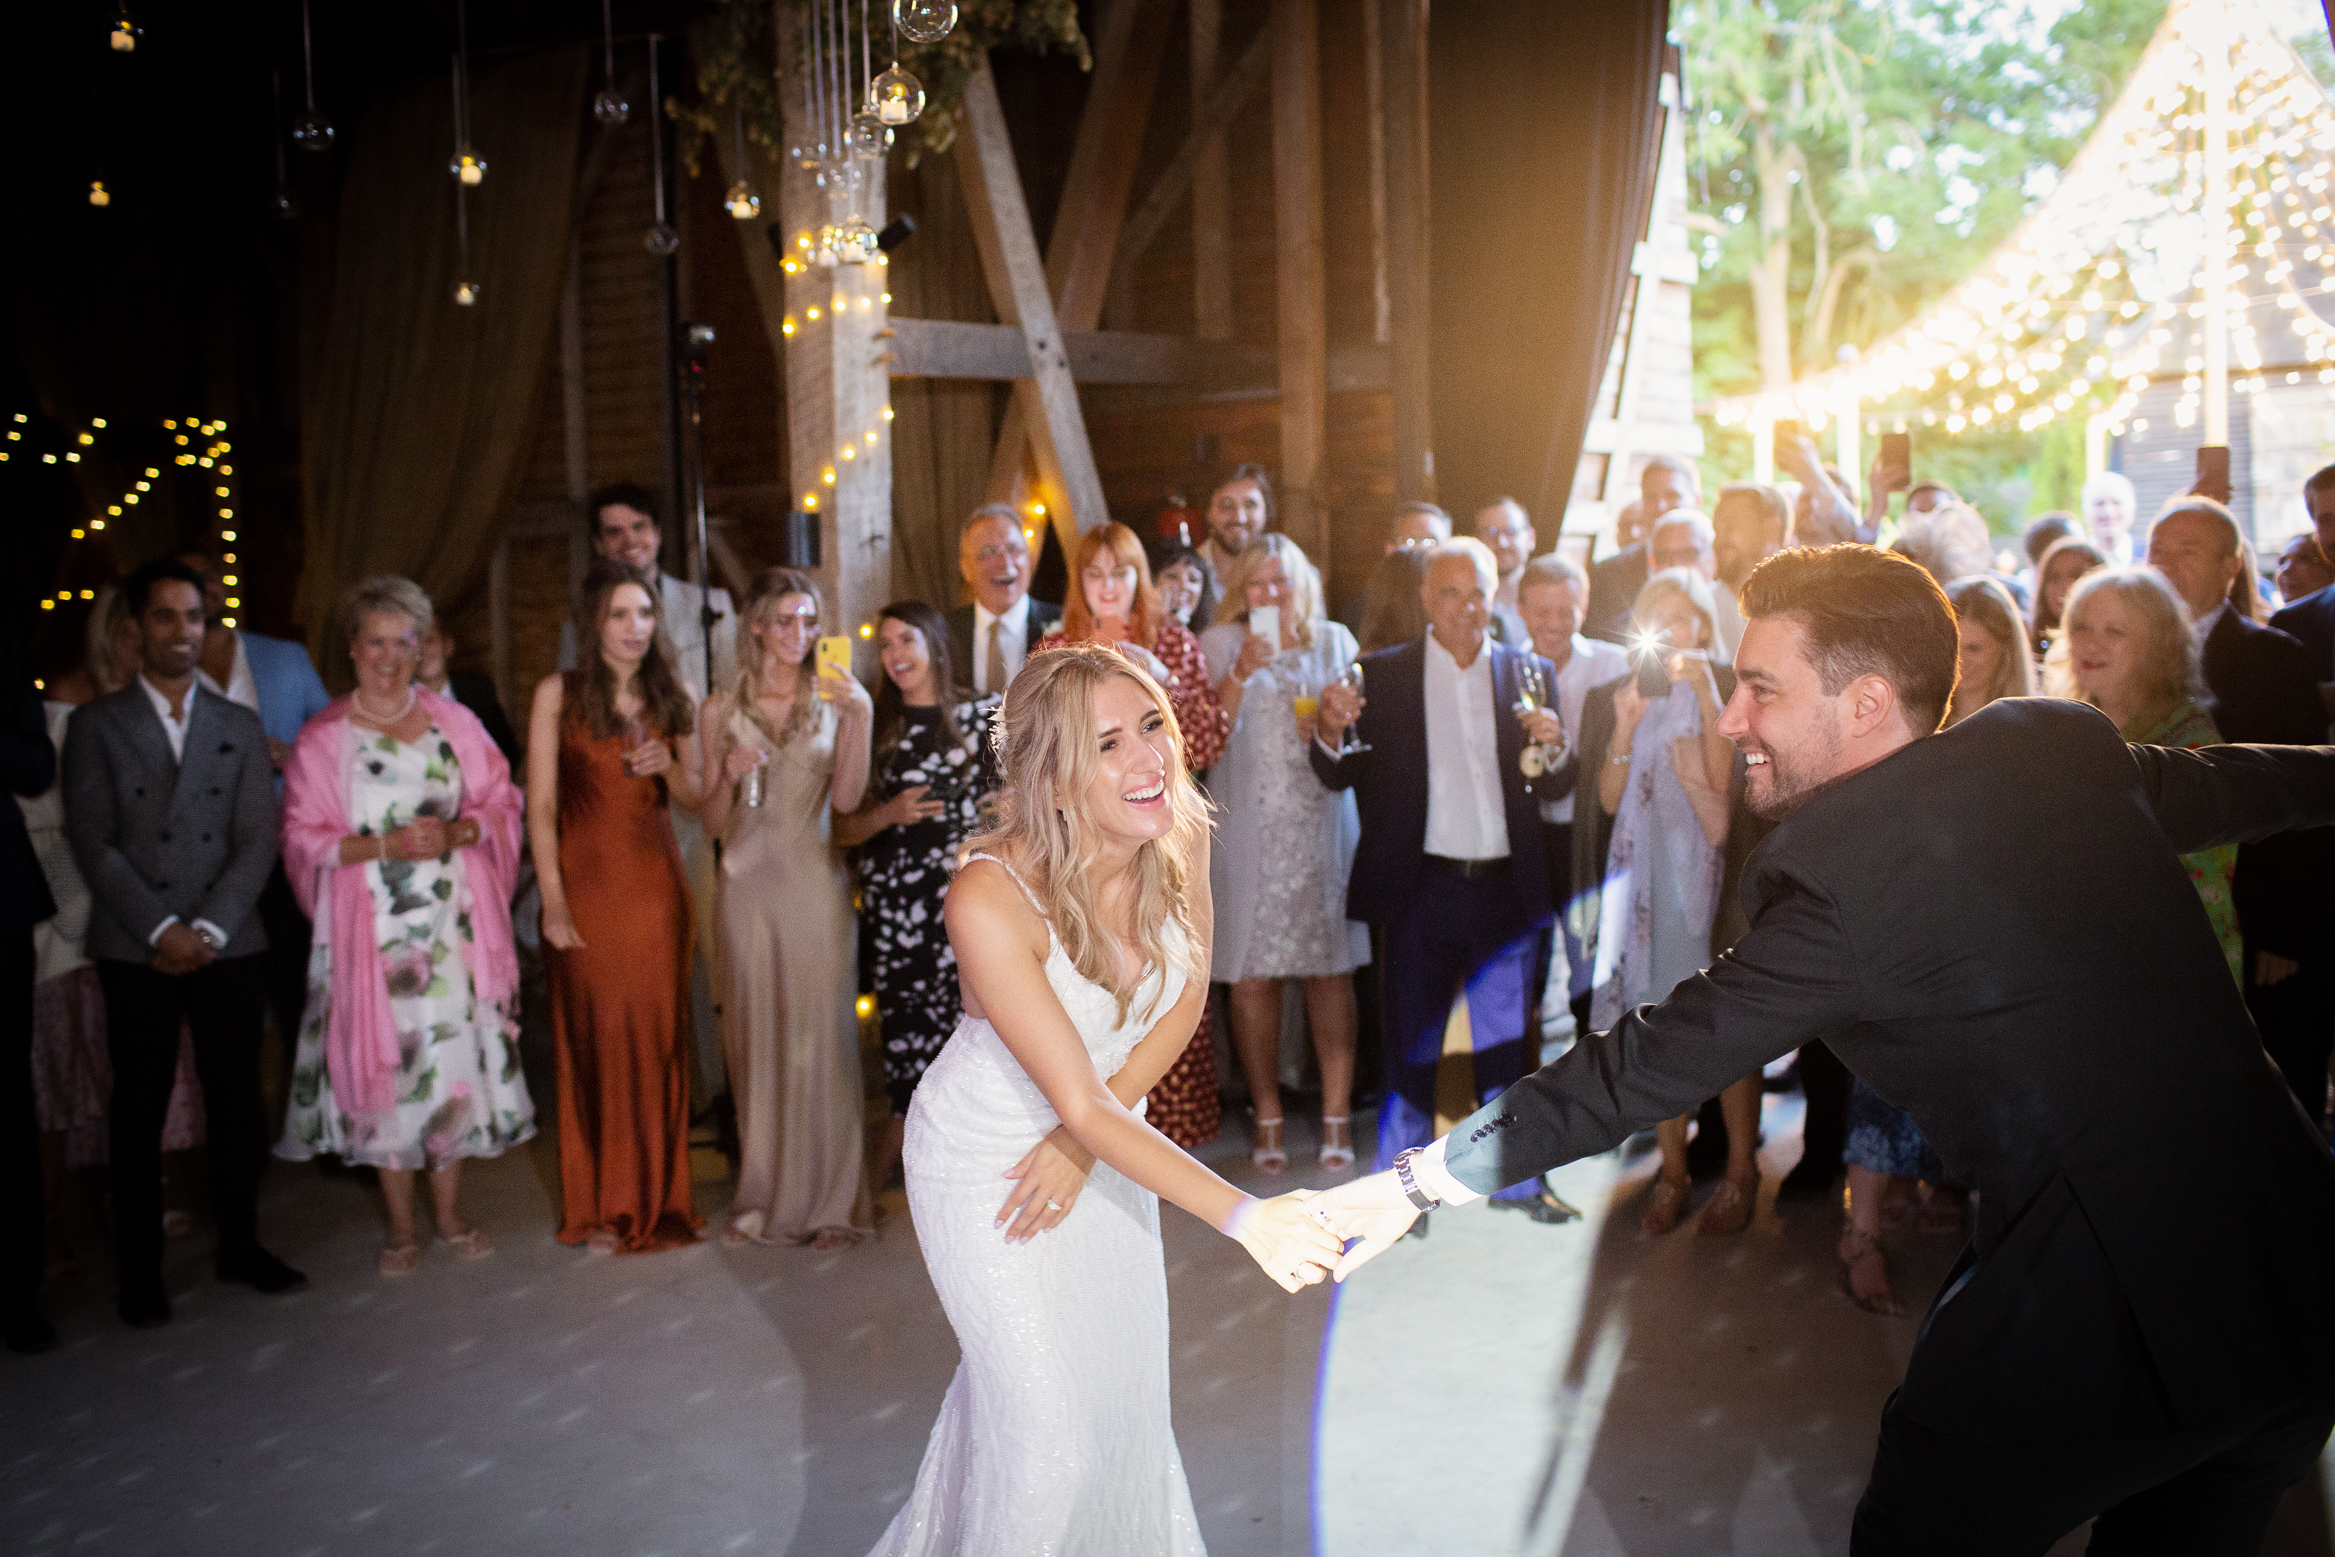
[988,700,1009,762]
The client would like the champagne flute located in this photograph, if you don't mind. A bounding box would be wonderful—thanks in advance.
[1335,661,1371,754]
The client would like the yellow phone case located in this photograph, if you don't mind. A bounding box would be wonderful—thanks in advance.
[815,635,854,678]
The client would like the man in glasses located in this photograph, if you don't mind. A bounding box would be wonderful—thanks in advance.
[947,505,1062,698]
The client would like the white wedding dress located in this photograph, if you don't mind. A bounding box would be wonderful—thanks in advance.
[868,855,1208,1557]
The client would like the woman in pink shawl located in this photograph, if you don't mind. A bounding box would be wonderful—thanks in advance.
[274,577,533,1275]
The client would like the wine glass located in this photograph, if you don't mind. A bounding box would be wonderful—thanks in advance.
[1334,662,1370,754]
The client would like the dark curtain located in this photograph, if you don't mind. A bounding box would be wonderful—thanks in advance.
[295,48,590,660]
[1426,1,1669,523]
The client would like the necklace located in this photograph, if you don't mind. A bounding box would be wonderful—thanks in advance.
[353,685,417,726]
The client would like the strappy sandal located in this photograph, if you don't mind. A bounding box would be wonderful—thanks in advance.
[1837,1226,1903,1315]
[1319,1117,1354,1170]
[378,1242,422,1277]
[1638,1176,1689,1235]
[436,1227,493,1262]
[1251,1114,1288,1173]
[1697,1174,1758,1236]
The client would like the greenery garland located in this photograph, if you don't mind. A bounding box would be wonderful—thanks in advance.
[670,0,1088,173]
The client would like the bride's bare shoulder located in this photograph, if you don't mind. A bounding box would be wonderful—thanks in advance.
[946,856,1047,943]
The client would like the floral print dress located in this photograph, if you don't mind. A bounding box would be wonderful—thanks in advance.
[856,695,999,1115]
[280,727,536,1170]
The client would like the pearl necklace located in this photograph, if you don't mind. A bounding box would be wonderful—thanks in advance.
[353,685,418,726]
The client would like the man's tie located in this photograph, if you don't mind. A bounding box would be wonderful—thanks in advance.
[986,619,1007,696]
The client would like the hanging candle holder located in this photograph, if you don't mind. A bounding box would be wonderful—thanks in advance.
[110,5,141,52]
[88,180,112,208]
[269,68,298,219]
[724,102,761,219]
[291,0,333,152]
[846,110,891,161]
[591,0,629,125]
[449,146,489,186]
[835,216,881,266]
[869,63,924,126]
[643,33,680,255]
[893,0,956,45]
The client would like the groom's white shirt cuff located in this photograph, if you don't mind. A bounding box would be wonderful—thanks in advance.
[1413,1137,1485,1206]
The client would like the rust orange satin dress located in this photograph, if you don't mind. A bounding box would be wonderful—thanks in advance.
[547,716,703,1253]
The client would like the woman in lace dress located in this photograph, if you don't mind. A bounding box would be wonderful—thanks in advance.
[1036,522,1228,1149]
[870,645,1341,1557]
[1199,534,1367,1171]
[837,601,998,1195]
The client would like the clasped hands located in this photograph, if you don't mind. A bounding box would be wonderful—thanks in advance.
[993,1129,1424,1291]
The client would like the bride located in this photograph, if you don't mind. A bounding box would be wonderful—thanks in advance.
[869,644,1342,1556]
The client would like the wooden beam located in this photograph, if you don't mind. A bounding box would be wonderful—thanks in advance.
[954,55,1110,543]
[1271,0,1329,562]
[1381,0,1433,501]
[1191,0,1234,340]
[1362,0,1391,346]
[886,318,1391,393]
[984,0,1176,508]
[1107,27,1273,311]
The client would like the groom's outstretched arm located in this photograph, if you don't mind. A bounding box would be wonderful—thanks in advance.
[1443,874,1861,1195]
[1318,871,1863,1276]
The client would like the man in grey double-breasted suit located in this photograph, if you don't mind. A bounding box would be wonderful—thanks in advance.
[62,558,306,1328]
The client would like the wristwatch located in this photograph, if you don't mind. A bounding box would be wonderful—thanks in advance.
[193,923,226,952]
[1393,1147,1441,1213]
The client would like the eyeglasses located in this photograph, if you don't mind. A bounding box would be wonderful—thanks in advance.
[973,544,1027,564]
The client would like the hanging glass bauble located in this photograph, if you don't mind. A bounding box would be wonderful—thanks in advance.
[846,111,892,161]
[450,145,488,186]
[835,218,881,265]
[792,143,824,171]
[273,192,299,221]
[88,180,111,208]
[813,224,841,267]
[592,89,631,127]
[453,278,482,306]
[725,180,763,220]
[110,16,140,51]
[894,0,957,45]
[644,223,681,257]
[869,64,925,126]
[291,110,335,153]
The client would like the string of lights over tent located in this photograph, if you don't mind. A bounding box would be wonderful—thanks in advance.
[1710,0,2335,458]
[9,416,242,625]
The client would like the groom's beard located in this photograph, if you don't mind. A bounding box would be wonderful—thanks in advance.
[1743,723,1846,820]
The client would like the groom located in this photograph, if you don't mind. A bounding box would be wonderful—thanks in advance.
[1321,545,2335,1554]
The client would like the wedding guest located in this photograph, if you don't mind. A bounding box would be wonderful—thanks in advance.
[947,505,1061,698]
[62,558,305,1326]
[1040,522,1228,1147]
[1357,548,1431,654]
[44,585,140,708]
[1151,544,1211,632]
[2019,512,2078,597]
[1196,462,1274,607]
[1577,569,1749,1235]
[2277,533,2333,612]
[1712,482,1792,601]
[1835,575,2034,1313]
[528,560,705,1254]
[2030,534,2107,656]
[414,622,521,770]
[1314,540,1575,1225]
[2,613,57,1352]
[1338,503,1452,631]
[176,548,331,1083]
[2149,498,2335,1120]
[2271,464,2335,717]
[1586,456,1698,643]
[276,578,532,1274]
[699,568,874,1250]
[1201,535,1368,1171]
[2085,470,2141,563]
[1472,497,1536,646]
[2047,568,2239,981]
[1648,511,1735,657]
[1894,502,1994,586]
[1514,557,1625,1040]
[837,601,999,1195]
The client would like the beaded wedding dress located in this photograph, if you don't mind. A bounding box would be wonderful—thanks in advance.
[867,855,1208,1557]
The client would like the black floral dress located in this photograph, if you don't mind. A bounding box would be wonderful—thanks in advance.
[857,696,1001,1115]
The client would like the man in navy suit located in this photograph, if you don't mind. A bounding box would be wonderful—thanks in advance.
[1313,540,1577,1224]
[2270,462,2335,733]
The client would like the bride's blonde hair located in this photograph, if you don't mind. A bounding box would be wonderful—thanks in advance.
[958,644,1211,1025]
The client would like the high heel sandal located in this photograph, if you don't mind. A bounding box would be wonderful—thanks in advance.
[1837,1225,1903,1315]
[1251,1114,1288,1173]
[1318,1117,1354,1170]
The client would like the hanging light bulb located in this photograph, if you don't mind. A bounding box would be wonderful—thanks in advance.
[88,180,111,208]
[645,223,681,256]
[292,0,333,152]
[893,0,957,45]
[870,63,924,126]
[449,146,488,185]
[110,6,141,51]
[453,278,482,306]
[727,181,763,220]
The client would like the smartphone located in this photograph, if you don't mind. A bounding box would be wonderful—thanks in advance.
[1633,632,1672,700]
[1878,431,1912,494]
[1771,419,1805,469]
[1249,605,1280,650]
[815,634,854,695]
[2195,445,2232,505]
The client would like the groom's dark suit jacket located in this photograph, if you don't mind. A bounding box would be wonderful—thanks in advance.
[1443,697,2335,1444]
[1308,636,1556,945]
